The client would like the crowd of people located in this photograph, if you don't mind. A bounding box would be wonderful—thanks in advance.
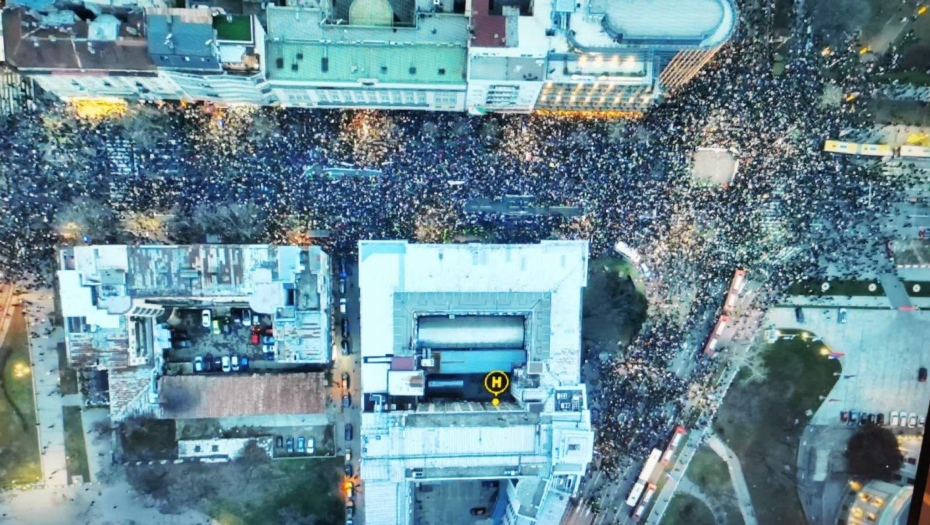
[0,0,911,495]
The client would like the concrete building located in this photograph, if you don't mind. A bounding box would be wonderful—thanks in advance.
[57,244,331,420]
[264,1,469,110]
[842,480,913,525]
[358,240,594,525]
[2,0,735,112]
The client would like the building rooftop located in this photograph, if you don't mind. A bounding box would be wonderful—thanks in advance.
[146,9,221,71]
[575,0,737,50]
[58,244,331,369]
[2,7,156,72]
[265,6,467,85]
[157,373,327,419]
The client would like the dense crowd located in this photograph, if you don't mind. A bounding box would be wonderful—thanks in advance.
[0,0,908,491]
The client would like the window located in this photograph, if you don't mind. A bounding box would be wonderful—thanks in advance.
[438,68,446,75]
[381,66,388,74]
[297,52,304,60]
[409,66,417,75]
[194,445,202,452]
[292,63,298,71]
[321,57,329,72]
[276,58,284,69]
[212,445,219,452]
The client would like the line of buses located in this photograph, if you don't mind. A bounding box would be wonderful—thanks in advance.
[625,425,687,521]
[704,269,747,357]
[823,140,930,158]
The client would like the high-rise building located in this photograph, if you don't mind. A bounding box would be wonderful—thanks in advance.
[358,240,594,525]
[0,0,736,113]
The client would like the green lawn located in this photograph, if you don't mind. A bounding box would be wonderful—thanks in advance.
[686,446,744,525]
[713,336,840,525]
[207,458,344,525]
[56,342,79,395]
[660,494,716,525]
[0,307,42,487]
[786,279,884,297]
[63,406,90,483]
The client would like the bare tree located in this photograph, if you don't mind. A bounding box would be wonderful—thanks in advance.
[169,202,267,244]
[54,198,117,243]
[236,440,271,486]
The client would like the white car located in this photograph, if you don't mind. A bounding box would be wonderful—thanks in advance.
[920,416,926,427]
[221,355,231,373]
[890,411,899,427]
[339,297,347,314]
[201,309,212,328]
[909,413,918,428]
[231,355,240,372]
[900,412,909,428]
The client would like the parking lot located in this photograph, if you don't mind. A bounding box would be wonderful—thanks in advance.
[164,307,288,373]
[767,306,930,429]
[415,480,500,525]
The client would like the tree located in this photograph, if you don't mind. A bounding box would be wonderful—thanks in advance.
[169,202,267,244]
[236,439,271,486]
[54,198,117,243]
[846,426,902,482]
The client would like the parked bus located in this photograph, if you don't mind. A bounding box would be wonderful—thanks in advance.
[703,315,730,356]
[900,145,930,158]
[631,483,658,521]
[823,140,859,154]
[662,426,687,464]
[723,269,747,314]
[626,449,663,507]
[860,144,893,157]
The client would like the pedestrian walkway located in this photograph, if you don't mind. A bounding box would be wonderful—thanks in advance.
[676,476,728,525]
[707,433,757,525]
[22,288,70,487]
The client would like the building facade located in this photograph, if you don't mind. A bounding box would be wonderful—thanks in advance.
[1,0,736,112]
[358,241,594,525]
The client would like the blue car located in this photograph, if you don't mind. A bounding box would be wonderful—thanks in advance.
[345,424,353,441]
[297,436,306,453]
[286,437,294,454]
[239,355,249,372]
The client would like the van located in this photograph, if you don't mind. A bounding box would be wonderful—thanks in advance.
[794,307,805,323]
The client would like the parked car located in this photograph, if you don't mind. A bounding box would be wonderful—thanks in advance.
[343,393,351,408]
[307,438,315,454]
[876,413,884,426]
[866,413,875,425]
[346,504,355,518]
[251,333,260,345]
[909,413,918,428]
[470,508,487,516]
[345,424,353,441]
[262,335,275,344]
[251,314,260,326]
[849,411,859,426]
[201,309,212,328]
[175,340,192,349]
[891,411,899,427]
[342,372,350,390]
[858,412,868,426]
[345,481,354,500]
[346,449,351,462]
[275,436,284,448]
[339,297,347,314]
[194,356,204,373]
[286,437,294,454]
[242,309,252,326]
[212,319,221,335]
[221,321,231,335]
[920,416,927,427]
[919,367,927,382]
[263,327,274,336]
[297,437,306,454]
[264,344,275,360]
[345,462,353,477]
[899,412,908,428]
[204,353,214,372]
[341,339,350,356]
[222,355,231,373]
[213,355,222,370]
[231,354,240,372]
[240,355,249,372]
[840,411,848,423]
[838,308,847,324]
[341,318,350,338]
[339,278,346,295]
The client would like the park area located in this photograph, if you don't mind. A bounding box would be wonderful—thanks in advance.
[684,446,745,525]
[712,335,840,525]
[0,307,41,487]
[660,494,717,525]
[126,455,345,525]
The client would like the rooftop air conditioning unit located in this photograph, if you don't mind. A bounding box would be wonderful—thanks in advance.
[527,361,544,375]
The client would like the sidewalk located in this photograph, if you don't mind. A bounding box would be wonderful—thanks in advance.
[22,288,70,487]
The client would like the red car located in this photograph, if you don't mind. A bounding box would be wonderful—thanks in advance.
[250,333,260,345]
